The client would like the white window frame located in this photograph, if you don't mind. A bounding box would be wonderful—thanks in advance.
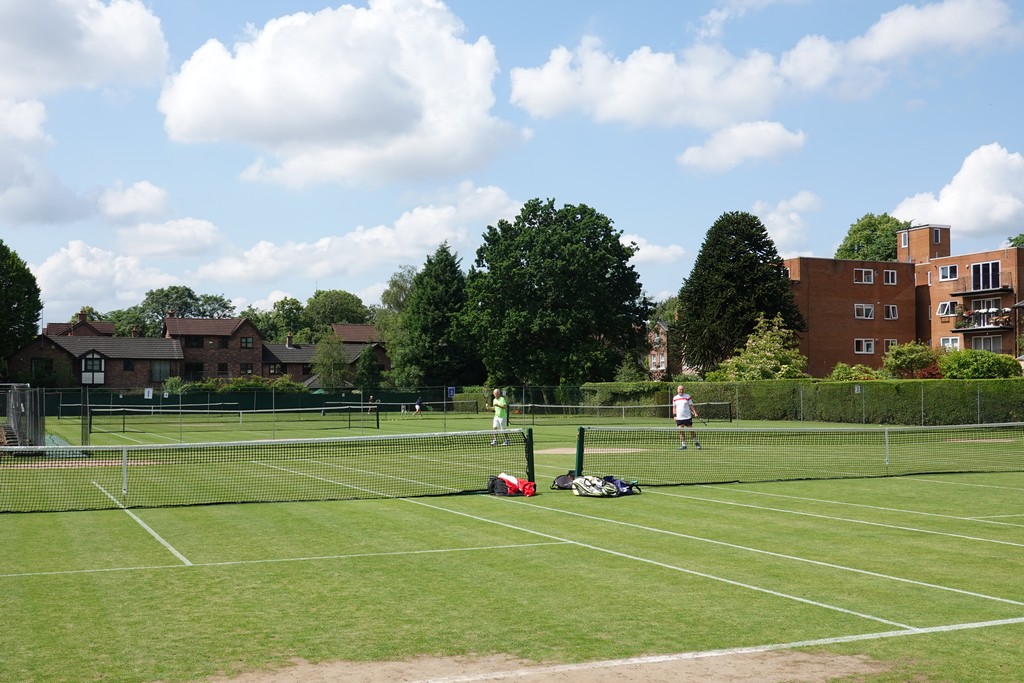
[883,339,898,352]
[939,265,958,281]
[940,337,960,350]
[971,261,1000,291]
[901,232,908,248]
[933,228,942,244]
[854,268,874,284]
[883,269,897,285]
[884,304,898,320]
[854,304,875,319]
[854,338,875,354]
[935,301,957,317]
[972,336,1002,352]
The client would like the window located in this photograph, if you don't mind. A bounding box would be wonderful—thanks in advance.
[971,261,1000,290]
[240,337,254,349]
[939,265,958,281]
[971,297,1000,312]
[185,336,203,348]
[883,339,898,352]
[940,337,960,350]
[972,336,1002,352]
[184,362,203,378]
[933,228,942,244]
[151,361,170,381]
[854,304,875,319]
[854,268,873,284]
[302,364,313,375]
[218,337,229,349]
[123,359,134,371]
[268,363,282,375]
[883,270,897,285]
[217,363,228,375]
[240,363,254,374]
[854,339,875,354]
[83,356,103,372]
[31,358,54,377]
[936,301,957,317]
[884,305,898,320]
[901,232,908,248]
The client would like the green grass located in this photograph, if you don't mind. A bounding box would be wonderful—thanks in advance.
[2,418,1023,681]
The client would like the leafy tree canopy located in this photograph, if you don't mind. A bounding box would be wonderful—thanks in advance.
[311,331,352,390]
[1008,233,1024,248]
[394,243,482,386]
[0,239,42,363]
[881,341,943,379]
[465,198,652,386]
[705,314,809,381]
[834,213,911,261]
[107,286,235,336]
[672,211,804,373]
[304,289,368,339]
[353,345,384,392]
[650,295,678,326]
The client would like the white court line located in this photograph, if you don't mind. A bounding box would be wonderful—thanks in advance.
[651,489,1024,548]
[502,499,1024,607]
[973,513,1024,520]
[91,482,192,565]
[701,485,1024,528]
[260,462,911,628]
[0,541,567,578]
[913,477,1024,492]
[416,615,1024,683]
[399,496,912,629]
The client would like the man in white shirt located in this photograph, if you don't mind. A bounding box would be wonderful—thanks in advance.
[671,385,701,450]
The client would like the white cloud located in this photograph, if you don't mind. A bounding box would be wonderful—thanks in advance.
[678,121,805,172]
[119,218,225,257]
[753,190,822,254]
[511,38,782,129]
[192,183,520,283]
[34,240,178,315]
[622,233,685,265]
[100,181,168,219]
[158,0,526,186]
[0,0,167,100]
[892,143,1024,238]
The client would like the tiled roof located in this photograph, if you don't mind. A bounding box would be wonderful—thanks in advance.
[263,343,316,363]
[163,317,248,337]
[46,336,183,360]
[44,320,116,336]
[330,323,380,343]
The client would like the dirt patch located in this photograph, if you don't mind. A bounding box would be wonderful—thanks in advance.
[207,650,891,682]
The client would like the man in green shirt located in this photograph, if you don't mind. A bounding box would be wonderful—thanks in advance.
[489,388,509,446]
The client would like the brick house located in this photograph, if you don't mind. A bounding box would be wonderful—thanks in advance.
[43,311,116,337]
[329,323,391,374]
[162,317,264,381]
[7,336,183,387]
[783,224,1023,376]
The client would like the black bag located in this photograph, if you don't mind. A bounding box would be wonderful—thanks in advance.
[551,470,576,490]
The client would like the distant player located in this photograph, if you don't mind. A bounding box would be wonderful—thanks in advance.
[672,385,701,450]
[489,388,509,446]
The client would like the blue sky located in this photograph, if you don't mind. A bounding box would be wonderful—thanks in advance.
[2,0,1023,329]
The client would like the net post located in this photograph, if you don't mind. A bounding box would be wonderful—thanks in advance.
[374,408,380,429]
[575,426,585,476]
[525,428,535,483]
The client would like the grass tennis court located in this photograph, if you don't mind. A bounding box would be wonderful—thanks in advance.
[2,418,1023,681]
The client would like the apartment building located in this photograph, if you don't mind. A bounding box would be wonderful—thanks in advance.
[783,224,1022,377]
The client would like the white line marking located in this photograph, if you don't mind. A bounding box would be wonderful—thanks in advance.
[506,499,1024,606]
[702,485,1024,528]
[416,615,1024,683]
[91,481,193,566]
[653,489,1024,548]
[399,497,912,629]
[913,477,1024,491]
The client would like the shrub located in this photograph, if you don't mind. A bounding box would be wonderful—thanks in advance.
[937,349,1023,379]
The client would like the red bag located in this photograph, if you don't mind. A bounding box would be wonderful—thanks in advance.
[521,481,536,497]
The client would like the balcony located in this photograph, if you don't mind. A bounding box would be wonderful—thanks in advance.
[953,308,1014,333]
[949,272,1015,296]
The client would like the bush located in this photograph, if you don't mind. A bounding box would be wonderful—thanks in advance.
[938,349,1023,379]
[827,363,878,381]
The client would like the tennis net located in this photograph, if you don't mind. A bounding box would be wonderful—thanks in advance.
[0,429,533,513]
[575,424,1024,486]
[88,404,380,436]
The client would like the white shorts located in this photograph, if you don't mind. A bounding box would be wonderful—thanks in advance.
[493,416,508,430]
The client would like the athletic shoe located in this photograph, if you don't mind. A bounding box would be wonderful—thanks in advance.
[677,444,686,450]
[490,440,496,446]
[695,443,702,449]
[502,440,510,446]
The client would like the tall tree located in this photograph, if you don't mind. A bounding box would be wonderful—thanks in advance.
[352,345,384,391]
[304,289,369,340]
[465,198,652,386]
[311,331,351,390]
[834,213,911,261]
[1008,233,1024,248]
[117,286,236,336]
[373,265,420,389]
[705,314,809,380]
[394,243,482,386]
[673,211,804,373]
[0,240,43,367]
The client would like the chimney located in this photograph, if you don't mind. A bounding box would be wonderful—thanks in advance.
[131,325,139,338]
[78,310,87,323]
[286,332,293,349]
